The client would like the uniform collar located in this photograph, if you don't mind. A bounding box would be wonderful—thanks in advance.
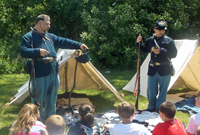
[32,28,46,37]
[153,34,165,40]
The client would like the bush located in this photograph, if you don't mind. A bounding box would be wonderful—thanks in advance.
[80,0,198,69]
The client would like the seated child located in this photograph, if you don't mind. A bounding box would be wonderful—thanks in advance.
[153,101,186,135]
[46,114,66,135]
[104,102,151,135]
[9,103,48,135]
[67,103,98,135]
[187,91,200,135]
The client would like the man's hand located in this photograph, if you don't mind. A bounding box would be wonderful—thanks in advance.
[152,47,160,54]
[40,49,49,57]
[80,44,89,50]
[136,35,142,43]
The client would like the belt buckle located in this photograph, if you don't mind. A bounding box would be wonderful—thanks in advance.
[155,62,160,66]
[49,57,54,62]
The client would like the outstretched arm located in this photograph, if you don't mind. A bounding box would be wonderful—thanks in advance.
[80,44,89,50]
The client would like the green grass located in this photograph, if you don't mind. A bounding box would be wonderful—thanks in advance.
[0,70,191,134]
[0,74,30,135]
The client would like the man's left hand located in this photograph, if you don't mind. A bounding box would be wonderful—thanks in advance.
[152,47,160,54]
[80,44,89,50]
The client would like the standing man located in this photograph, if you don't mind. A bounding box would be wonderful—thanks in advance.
[20,14,89,121]
[136,19,177,113]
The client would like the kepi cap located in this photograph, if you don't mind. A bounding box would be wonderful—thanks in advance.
[154,19,167,30]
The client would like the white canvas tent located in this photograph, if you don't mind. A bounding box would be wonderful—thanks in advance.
[9,49,124,105]
[123,39,200,99]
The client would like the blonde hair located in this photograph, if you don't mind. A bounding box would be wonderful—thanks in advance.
[197,126,200,135]
[10,103,40,134]
[46,115,66,135]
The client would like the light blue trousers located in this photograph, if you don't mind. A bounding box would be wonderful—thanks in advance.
[32,71,60,119]
[147,72,171,110]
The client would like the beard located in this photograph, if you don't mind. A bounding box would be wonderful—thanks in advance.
[42,28,48,33]
[40,24,48,33]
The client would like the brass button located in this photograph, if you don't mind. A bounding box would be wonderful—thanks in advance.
[155,55,157,57]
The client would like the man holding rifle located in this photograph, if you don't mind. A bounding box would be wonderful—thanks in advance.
[20,14,89,122]
[136,19,177,113]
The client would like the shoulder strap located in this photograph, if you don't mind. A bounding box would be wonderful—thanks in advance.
[30,34,33,48]
[45,34,54,48]
[31,29,54,48]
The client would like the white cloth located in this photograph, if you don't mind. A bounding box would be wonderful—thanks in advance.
[186,112,200,135]
[108,123,152,135]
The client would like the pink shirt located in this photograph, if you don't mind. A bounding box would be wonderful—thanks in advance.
[12,120,46,135]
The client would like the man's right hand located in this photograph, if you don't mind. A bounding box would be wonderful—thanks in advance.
[40,49,49,57]
[136,35,142,43]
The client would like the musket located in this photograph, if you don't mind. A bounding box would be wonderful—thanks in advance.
[28,39,40,106]
[31,58,40,106]
[134,34,141,110]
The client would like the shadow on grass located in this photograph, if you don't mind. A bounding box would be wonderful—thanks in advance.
[0,126,10,135]
[87,93,118,113]
[167,88,197,94]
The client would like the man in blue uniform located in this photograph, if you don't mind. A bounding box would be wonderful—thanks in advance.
[136,19,177,113]
[20,14,89,121]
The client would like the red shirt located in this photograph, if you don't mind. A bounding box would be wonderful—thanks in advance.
[153,119,186,135]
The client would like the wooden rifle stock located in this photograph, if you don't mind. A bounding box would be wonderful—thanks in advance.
[134,37,141,110]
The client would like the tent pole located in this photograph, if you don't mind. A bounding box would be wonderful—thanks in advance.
[65,61,68,92]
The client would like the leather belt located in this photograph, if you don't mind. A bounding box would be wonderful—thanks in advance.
[36,57,56,62]
[155,62,169,66]
[149,61,169,67]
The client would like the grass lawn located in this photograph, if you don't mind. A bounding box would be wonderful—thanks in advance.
[0,70,190,134]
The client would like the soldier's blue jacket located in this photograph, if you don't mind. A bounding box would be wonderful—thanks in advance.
[20,30,82,78]
[137,34,177,76]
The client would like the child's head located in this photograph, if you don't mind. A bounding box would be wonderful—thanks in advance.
[10,103,40,134]
[79,103,95,128]
[195,91,200,108]
[159,101,176,119]
[197,126,200,135]
[46,115,66,135]
[19,103,40,118]
[117,102,135,119]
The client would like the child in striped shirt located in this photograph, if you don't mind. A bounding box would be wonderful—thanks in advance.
[9,103,48,135]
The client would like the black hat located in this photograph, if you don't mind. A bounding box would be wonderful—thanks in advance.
[154,19,167,30]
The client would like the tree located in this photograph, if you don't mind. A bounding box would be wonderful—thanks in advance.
[0,0,93,74]
[0,0,200,73]
[80,0,196,69]
[0,0,46,74]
